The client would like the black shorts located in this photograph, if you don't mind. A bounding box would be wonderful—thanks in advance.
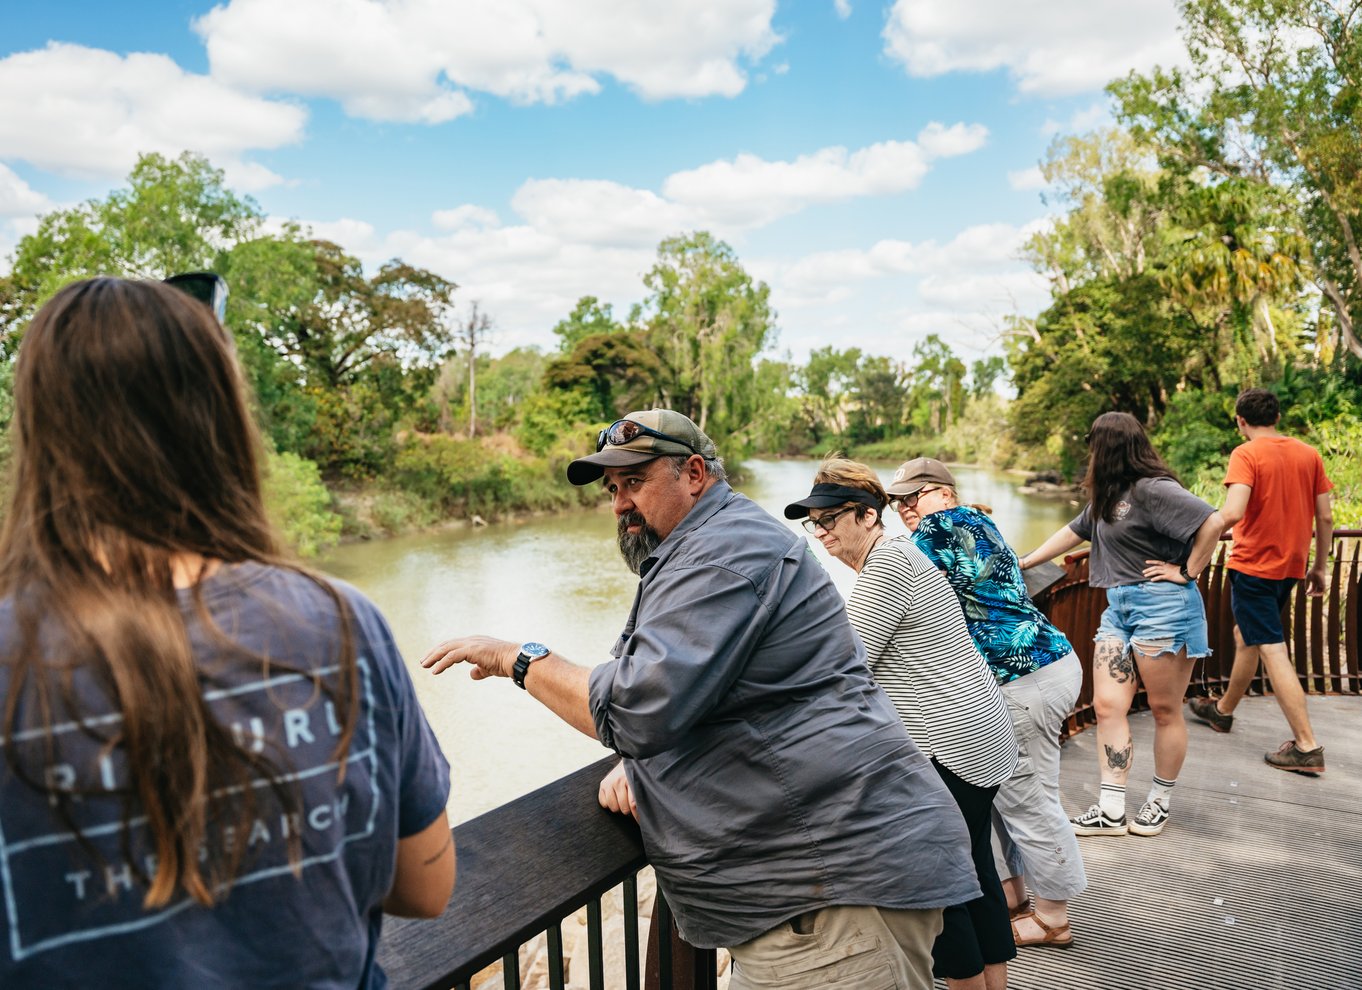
[1229,570,1297,646]
[930,759,1016,979]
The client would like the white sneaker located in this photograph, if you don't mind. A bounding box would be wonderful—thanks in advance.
[1129,800,1169,837]
[1070,803,1128,836]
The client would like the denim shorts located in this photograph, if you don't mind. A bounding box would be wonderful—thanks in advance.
[1095,581,1210,659]
[1229,570,1296,646]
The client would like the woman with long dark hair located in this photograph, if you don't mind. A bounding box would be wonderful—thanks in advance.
[0,278,453,988]
[1022,412,1223,839]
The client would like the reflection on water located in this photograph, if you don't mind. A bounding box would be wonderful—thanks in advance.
[317,459,1079,823]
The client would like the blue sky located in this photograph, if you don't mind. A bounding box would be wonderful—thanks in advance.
[0,1,1188,366]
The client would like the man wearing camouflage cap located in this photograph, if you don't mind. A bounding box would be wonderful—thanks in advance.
[423,410,977,989]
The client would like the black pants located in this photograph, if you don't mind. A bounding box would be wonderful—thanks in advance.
[930,759,1017,980]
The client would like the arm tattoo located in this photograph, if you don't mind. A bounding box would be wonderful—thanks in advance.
[1096,640,1136,684]
[422,834,453,866]
[1104,741,1133,772]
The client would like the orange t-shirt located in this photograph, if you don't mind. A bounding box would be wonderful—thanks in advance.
[1224,435,1333,579]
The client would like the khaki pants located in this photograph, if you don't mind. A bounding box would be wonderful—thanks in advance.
[727,905,943,990]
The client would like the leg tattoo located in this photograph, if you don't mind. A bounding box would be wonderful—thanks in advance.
[1104,740,1133,772]
[1097,640,1136,684]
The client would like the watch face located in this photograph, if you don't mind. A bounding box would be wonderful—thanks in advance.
[520,641,550,659]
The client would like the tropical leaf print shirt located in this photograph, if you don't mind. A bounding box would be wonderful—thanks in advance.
[911,506,1074,683]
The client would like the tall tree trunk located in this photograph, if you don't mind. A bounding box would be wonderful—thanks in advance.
[468,347,476,438]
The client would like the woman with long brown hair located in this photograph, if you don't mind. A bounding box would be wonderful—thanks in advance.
[0,278,453,988]
[1022,412,1223,839]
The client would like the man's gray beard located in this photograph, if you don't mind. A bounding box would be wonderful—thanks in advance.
[617,510,662,575]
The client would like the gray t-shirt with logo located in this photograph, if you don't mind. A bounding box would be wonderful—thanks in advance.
[1069,476,1215,588]
[0,563,451,989]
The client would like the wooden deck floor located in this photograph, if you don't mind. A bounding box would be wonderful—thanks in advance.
[993,695,1362,990]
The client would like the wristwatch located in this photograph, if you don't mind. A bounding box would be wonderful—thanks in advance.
[1179,563,1193,582]
[512,642,551,689]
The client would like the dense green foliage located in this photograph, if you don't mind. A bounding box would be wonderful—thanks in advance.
[1005,0,1361,518]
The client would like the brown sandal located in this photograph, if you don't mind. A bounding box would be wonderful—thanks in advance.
[1011,910,1074,948]
[1008,898,1032,920]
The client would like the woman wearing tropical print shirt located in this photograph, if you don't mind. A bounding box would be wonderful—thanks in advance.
[890,457,1086,951]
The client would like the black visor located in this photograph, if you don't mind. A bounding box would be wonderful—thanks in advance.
[783,483,884,519]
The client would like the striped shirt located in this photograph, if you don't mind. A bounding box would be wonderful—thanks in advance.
[846,536,1018,788]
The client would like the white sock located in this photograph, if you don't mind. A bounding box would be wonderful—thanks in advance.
[1148,776,1175,810]
[1099,783,1126,819]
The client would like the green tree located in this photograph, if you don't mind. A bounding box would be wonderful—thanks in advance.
[639,232,776,448]
[745,359,809,454]
[796,345,862,440]
[1111,0,1362,359]
[1159,178,1307,380]
[543,330,662,422]
[906,335,967,432]
[849,354,909,442]
[1,152,262,344]
[552,296,623,353]
[231,237,457,476]
[1009,275,1206,473]
[1022,129,1169,294]
[968,356,1006,398]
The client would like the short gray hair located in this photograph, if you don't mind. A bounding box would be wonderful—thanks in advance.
[663,454,726,482]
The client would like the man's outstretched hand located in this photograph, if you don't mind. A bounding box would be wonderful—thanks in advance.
[421,635,519,680]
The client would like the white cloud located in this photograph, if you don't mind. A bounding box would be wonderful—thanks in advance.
[0,164,53,219]
[917,269,1048,309]
[833,0,853,18]
[195,0,779,121]
[663,122,988,228]
[1041,102,1110,136]
[1008,166,1047,191]
[432,205,501,232]
[0,43,303,184]
[384,221,652,350]
[766,220,1051,360]
[511,179,695,248]
[882,0,1186,96]
[263,120,994,354]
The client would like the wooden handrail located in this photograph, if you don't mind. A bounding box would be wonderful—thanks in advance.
[1033,528,1362,738]
[377,756,647,989]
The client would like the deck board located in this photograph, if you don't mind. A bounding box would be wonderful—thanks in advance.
[995,695,1362,990]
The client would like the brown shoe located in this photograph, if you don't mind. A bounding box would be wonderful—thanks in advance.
[1011,911,1073,949]
[1265,740,1325,775]
[1189,695,1234,733]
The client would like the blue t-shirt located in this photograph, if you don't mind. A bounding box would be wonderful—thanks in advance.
[0,562,450,989]
[911,506,1074,684]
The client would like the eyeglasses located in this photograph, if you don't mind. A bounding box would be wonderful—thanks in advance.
[596,419,698,454]
[889,486,942,512]
[802,505,856,533]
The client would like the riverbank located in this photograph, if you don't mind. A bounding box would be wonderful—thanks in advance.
[330,483,610,545]
[315,456,1081,553]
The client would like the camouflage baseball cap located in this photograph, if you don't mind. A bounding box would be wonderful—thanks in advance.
[566,409,717,486]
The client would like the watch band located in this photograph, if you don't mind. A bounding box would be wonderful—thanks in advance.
[512,642,550,689]
[1179,562,1192,582]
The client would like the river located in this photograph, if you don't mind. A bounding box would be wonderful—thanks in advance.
[317,459,1078,823]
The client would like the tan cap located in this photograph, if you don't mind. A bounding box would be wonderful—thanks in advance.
[885,456,957,496]
[567,409,717,486]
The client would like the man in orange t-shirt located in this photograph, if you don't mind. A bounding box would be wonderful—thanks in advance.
[1187,389,1333,775]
